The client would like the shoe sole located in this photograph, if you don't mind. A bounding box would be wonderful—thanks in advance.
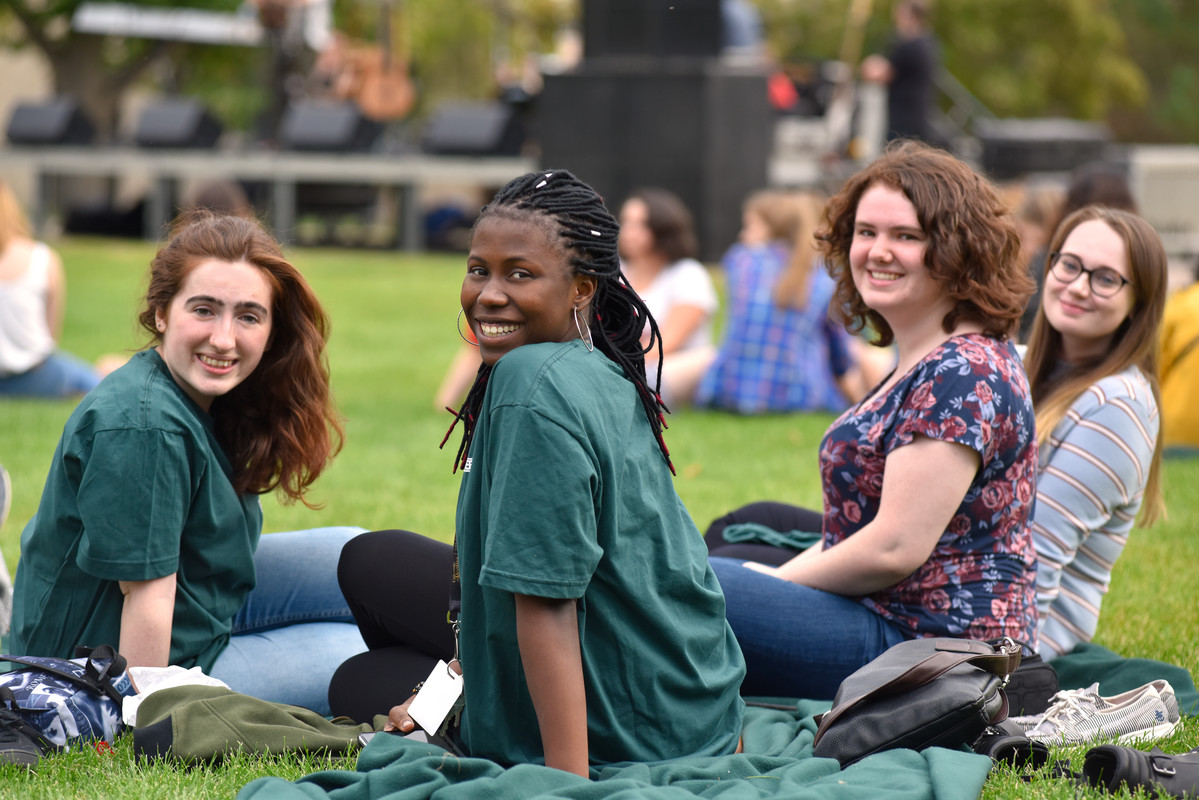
[1031,719,1181,747]
[1114,719,1180,746]
[0,751,41,768]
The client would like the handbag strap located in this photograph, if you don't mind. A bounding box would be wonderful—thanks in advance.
[0,647,128,707]
[813,639,1022,746]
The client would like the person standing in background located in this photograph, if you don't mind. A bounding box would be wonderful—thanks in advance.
[861,0,940,145]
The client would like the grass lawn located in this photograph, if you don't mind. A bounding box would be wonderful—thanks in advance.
[1,237,1196,798]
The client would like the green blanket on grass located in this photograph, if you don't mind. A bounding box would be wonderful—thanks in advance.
[238,700,993,800]
[1052,642,1199,714]
[234,643,1196,800]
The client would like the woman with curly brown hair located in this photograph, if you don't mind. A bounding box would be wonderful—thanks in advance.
[8,212,365,714]
[706,141,1040,699]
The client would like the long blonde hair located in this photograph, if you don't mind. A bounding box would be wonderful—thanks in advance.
[744,190,825,310]
[0,179,32,250]
[1024,206,1167,526]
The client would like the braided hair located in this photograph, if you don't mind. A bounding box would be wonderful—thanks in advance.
[441,170,673,473]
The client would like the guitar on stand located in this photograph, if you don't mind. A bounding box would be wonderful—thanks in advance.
[351,0,416,121]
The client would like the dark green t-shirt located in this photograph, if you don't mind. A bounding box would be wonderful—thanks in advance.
[8,349,262,671]
[455,340,745,767]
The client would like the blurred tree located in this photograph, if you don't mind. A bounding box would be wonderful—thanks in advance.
[751,0,1149,133]
[934,0,1146,121]
[0,0,245,140]
[1109,0,1199,142]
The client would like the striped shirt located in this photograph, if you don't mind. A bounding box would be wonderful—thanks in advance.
[1034,365,1158,660]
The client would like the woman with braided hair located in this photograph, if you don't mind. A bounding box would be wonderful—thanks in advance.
[330,170,745,776]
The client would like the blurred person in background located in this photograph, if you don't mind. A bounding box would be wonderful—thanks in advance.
[0,179,110,398]
[1158,255,1199,455]
[618,187,719,407]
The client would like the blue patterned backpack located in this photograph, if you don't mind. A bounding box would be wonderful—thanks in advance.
[0,645,135,753]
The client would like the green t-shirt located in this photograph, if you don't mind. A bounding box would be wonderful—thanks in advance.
[8,349,262,671]
[455,340,745,767]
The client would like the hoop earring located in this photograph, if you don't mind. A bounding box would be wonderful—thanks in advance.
[574,307,595,352]
[457,309,478,347]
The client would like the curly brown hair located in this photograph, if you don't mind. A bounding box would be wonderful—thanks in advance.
[137,212,343,506]
[816,141,1032,346]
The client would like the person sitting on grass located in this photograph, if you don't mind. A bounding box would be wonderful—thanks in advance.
[681,189,865,412]
[705,141,1039,700]
[7,212,365,714]
[329,170,745,777]
[0,178,114,397]
[1024,206,1168,660]
[616,187,719,407]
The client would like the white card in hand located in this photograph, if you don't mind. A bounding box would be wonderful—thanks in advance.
[408,660,464,734]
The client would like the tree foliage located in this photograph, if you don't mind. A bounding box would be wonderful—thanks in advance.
[1,0,247,138]
[1109,0,1199,142]
[3,0,1192,143]
[753,0,1150,132]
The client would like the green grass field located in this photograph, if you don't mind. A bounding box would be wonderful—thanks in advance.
[0,238,1195,798]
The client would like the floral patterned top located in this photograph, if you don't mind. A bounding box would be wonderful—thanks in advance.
[819,333,1038,644]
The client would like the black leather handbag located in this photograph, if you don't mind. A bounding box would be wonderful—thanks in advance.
[1003,650,1059,716]
[812,637,1023,767]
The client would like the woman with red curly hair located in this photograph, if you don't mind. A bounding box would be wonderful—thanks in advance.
[9,213,365,714]
[707,141,1039,699]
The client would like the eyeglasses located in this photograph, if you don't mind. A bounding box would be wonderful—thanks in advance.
[1049,252,1131,298]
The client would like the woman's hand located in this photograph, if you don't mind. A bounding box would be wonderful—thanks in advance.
[384,660,462,733]
[384,697,417,733]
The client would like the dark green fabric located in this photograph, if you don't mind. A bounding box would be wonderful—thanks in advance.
[453,341,745,766]
[9,349,261,672]
[1050,643,1199,715]
[134,685,376,762]
[721,523,822,551]
[237,701,995,800]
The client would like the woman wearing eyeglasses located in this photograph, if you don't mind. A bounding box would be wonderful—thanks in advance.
[1024,206,1168,660]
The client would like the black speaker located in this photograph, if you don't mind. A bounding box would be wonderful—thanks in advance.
[133,99,222,149]
[538,63,772,261]
[280,102,382,152]
[421,102,524,156]
[582,0,722,60]
[976,118,1113,180]
[6,97,95,146]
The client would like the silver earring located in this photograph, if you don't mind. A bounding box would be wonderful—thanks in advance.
[457,309,478,347]
[574,307,595,352]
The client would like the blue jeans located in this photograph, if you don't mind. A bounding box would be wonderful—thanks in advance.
[0,352,100,397]
[709,556,909,700]
[208,526,368,715]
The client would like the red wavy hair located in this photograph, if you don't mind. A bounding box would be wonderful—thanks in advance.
[138,212,343,505]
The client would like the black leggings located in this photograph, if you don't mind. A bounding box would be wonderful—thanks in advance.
[328,530,457,724]
[703,501,824,566]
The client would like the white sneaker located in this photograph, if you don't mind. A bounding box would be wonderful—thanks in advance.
[1013,680,1180,746]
